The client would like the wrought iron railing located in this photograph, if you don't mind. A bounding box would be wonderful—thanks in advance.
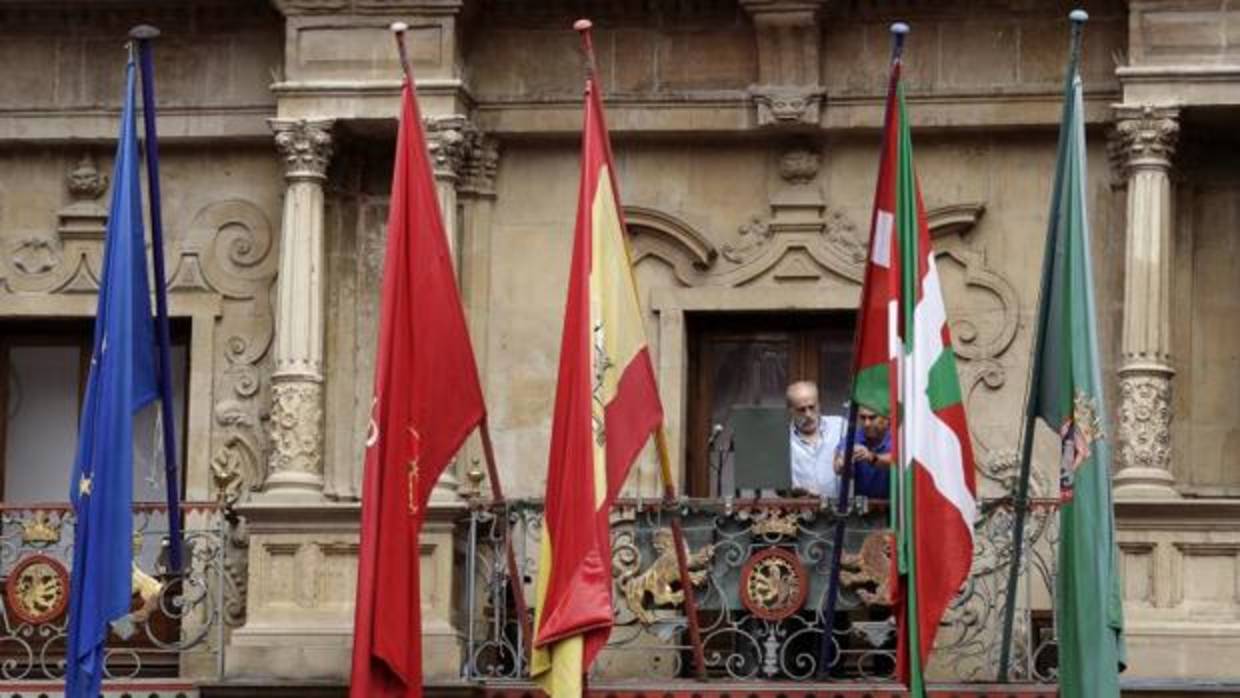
[0,503,242,683]
[463,496,1061,685]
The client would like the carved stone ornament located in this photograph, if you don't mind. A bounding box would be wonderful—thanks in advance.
[1112,105,1180,168]
[11,236,61,275]
[840,530,894,607]
[740,546,808,621]
[58,153,110,241]
[270,381,325,476]
[778,147,821,184]
[212,436,261,507]
[5,554,69,625]
[750,87,825,127]
[620,528,715,626]
[722,215,774,264]
[825,209,866,265]
[67,154,107,201]
[1117,371,1173,473]
[271,118,334,181]
[425,115,472,178]
[460,134,500,196]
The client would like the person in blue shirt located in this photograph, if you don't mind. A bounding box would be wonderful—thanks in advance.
[834,404,893,499]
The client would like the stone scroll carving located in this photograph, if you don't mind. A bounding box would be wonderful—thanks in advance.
[176,199,281,504]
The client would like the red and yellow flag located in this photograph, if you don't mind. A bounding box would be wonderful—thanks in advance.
[531,69,664,698]
[349,80,486,698]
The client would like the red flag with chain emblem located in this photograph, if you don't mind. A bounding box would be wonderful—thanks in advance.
[350,79,486,698]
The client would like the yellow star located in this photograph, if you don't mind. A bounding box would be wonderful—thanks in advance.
[78,476,93,497]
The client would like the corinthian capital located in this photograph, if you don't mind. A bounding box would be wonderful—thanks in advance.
[460,134,499,196]
[1112,105,1180,170]
[424,115,474,179]
[270,118,335,181]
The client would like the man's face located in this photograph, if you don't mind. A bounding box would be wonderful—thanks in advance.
[857,408,889,441]
[787,387,820,435]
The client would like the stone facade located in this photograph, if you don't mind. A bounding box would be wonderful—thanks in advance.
[2,0,1239,689]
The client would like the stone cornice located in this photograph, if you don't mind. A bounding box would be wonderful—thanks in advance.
[1116,498,1240,530]
[0,107,275,144]
[0,0,276,27]
[271,0,463,16]
[474,90,1122,137]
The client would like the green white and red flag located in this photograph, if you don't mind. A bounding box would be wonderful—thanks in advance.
[850,26,978,697]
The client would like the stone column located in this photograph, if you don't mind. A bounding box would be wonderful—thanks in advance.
[456,133,500,499]
[421,114,477,502]
[1112,105,1180,499]
[265,117,334,500]
[425,115,473,266]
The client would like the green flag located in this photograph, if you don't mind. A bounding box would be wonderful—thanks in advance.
[1028,13,1125,697]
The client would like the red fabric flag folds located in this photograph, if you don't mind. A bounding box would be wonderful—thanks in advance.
[350,80,486,698]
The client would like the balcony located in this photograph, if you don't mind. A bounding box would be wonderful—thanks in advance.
[0,503,240,697]
[463,496,1061,695]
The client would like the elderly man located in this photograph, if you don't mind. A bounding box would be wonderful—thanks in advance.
[786,380,845,498]
[835,403,892,499]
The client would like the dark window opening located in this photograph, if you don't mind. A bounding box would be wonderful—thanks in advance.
[685,311,856,498]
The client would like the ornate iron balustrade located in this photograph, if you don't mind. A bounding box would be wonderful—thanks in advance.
[0,503,243,683]
[463,496,1061,685]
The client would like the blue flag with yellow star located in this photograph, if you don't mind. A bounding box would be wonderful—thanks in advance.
[64,56,159,698]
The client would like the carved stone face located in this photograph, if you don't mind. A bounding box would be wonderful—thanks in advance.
[778,148,821,184]
[771,96,807,120]
[67,155,106,199]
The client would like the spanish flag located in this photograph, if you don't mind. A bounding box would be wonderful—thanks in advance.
[530,52,664,698]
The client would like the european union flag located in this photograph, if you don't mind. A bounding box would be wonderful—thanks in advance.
[64,56,159,698]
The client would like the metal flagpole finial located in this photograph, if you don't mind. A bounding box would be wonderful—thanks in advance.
[890,22,910,59]
[1068,9,1088,64]
[390,22,415,84]
[128,25,160,40]
[573,19,599,81]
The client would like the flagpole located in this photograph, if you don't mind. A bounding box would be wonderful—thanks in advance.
[389,20,536,663]
[129,24,184,575]
[570,17,709,680]
[813,22,908,680]
[996,9,1088,683]
[654,428,708,680]
[814,399,857,678]
[479,419,534,658]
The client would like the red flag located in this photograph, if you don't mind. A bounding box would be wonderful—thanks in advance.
[530,72,664,698]
[350,80,486,698]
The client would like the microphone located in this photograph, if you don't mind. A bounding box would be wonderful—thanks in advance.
[707,423,724,449]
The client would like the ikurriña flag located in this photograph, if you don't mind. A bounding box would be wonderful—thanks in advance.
[64,55,160,698]
[530,59,664,698]
[349,78,486,698]
[851,25,977,698]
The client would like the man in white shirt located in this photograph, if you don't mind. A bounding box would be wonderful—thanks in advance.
[786,380,845,498]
